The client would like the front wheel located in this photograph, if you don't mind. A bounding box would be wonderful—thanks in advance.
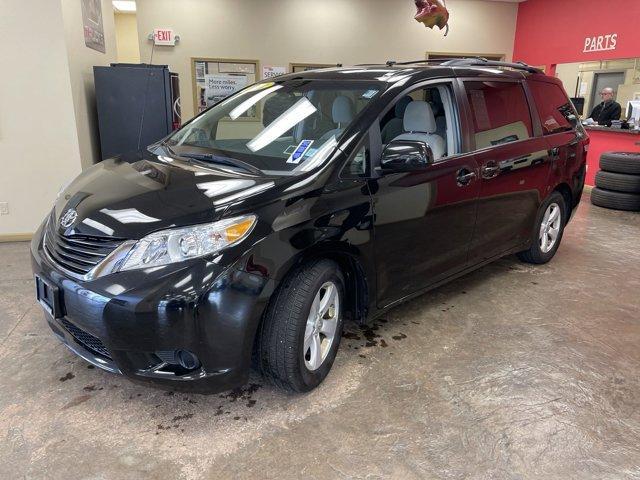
[517,191,567,264]
[256,259,344,392]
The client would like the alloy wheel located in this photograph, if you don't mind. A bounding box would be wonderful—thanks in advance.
[303,281,340,371]
[539,202,561,253]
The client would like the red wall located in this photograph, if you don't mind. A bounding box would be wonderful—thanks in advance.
[514,0,640,186]
[513,0,640,72]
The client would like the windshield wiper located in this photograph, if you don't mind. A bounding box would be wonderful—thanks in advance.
[177,152,265,176]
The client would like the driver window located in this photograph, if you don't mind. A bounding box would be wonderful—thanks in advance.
[379,84,459,162]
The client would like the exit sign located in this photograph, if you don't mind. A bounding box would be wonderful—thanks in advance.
[154,28,175,46]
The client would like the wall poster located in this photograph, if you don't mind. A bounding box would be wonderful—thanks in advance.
[81,0,105,53]
[191,58,259,116]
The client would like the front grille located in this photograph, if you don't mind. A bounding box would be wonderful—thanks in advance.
[44,215,124,276]
[61,318,112,360]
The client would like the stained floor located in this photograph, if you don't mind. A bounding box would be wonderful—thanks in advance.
[1,199,639,480]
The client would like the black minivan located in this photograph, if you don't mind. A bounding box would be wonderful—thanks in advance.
[32,59,588,393]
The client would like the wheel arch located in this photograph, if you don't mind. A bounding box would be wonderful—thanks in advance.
[552,182,573,222]
[271,242,371,325]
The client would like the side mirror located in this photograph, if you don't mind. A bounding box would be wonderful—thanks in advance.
[380,140,433,172]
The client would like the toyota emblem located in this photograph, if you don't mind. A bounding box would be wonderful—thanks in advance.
[60,209,78,228]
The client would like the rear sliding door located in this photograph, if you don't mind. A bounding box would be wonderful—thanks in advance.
[460,78,552,262]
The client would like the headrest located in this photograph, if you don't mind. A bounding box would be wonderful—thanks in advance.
[430,89,444,116]
[403,101,436,134]
[332,96,354,124]
[395,96,413,119]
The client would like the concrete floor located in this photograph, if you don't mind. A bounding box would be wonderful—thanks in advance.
[1,199,640,480]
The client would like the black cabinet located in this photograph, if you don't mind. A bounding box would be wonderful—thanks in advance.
[94,63,181,160]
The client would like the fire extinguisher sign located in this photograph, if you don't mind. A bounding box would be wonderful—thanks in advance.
[154,28,175,46]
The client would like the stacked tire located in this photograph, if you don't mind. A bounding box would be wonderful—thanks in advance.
[591,152,640,211]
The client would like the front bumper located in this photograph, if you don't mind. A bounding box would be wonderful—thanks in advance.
[30,225,275,394]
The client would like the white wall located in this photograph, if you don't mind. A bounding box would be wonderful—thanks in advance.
[135,0,519,120]
[61,0,117,168]
[115,12,141,63]
[0,0,83,236]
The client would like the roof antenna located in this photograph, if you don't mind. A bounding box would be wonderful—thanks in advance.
[386,60,397,67]
[136,41,156,155]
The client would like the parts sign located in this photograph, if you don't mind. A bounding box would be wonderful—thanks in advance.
[583,33,617,53]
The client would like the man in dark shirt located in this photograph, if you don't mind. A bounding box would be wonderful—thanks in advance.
[588,87,622,126]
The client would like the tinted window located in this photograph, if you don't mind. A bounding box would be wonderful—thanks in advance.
[527,80,575,135]
[465,81,533,150]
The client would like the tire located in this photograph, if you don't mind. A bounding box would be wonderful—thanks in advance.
[595,171,640,193]
[517,191,567,264]
[590,187,640,211]
[256,259,345,392]
[600,152,640,175]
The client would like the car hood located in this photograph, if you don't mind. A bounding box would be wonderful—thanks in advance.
[50,152,284,240]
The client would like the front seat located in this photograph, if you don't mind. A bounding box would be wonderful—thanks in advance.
[318,96,354,143]
[393,101,446,161]
[381,96,412,144]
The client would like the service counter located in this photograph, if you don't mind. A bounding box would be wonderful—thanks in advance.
[584,126,640,185]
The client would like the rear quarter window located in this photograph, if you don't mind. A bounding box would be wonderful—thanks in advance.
[464,81,533,150]
[527,80,575,135]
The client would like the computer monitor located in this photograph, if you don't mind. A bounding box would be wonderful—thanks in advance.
[570,97,585,116]
[626,100,640,124]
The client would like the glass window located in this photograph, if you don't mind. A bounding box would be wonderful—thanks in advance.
[527,80,575,135]
[342,140,369,178]
[165,80,382,176]
[379,84,459,161]
[464,81,533,150]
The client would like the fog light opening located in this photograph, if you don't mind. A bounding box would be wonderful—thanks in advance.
[176,350,200,370]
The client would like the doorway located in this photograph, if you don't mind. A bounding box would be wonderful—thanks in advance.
[589,71,625,114]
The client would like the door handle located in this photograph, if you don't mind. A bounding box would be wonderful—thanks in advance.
[481,161,500,179]
[549,147,560,158]
[456,168,476,186]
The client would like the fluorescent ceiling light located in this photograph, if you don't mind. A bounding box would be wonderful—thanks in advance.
[196,179,255,198]
[112,1,136,13]
[81,218,115,236]
[212,182,274,206]
[229,85,283,120]
[296,136,338,172]
[247,98,317,152]
[99,208,160,224]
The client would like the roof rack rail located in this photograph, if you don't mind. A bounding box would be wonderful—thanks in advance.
[357,58,543,74]
[354,59,455,67]
[441,57,543,73]
[394,59,456,66]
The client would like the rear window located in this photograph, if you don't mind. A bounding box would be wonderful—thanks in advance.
[527,80,575,135]
[464,81,533,150]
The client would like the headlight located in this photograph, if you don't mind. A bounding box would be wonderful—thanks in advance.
[119,215,256,271]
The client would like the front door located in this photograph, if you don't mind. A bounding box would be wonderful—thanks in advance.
[371,155,480,307]
[371,81,480,307]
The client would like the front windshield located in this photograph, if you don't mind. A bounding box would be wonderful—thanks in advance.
[166,79,382,175]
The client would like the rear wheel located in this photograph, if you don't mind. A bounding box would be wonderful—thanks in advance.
[256,259,344,392]
[517,191,566,264]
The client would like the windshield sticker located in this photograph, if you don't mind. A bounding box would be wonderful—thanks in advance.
[283,145,297,155]
[286,140,314,164]
[362,89,379,99]
[304,148,318,157]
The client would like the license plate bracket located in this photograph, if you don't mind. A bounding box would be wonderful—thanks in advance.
[35,275,63,318]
